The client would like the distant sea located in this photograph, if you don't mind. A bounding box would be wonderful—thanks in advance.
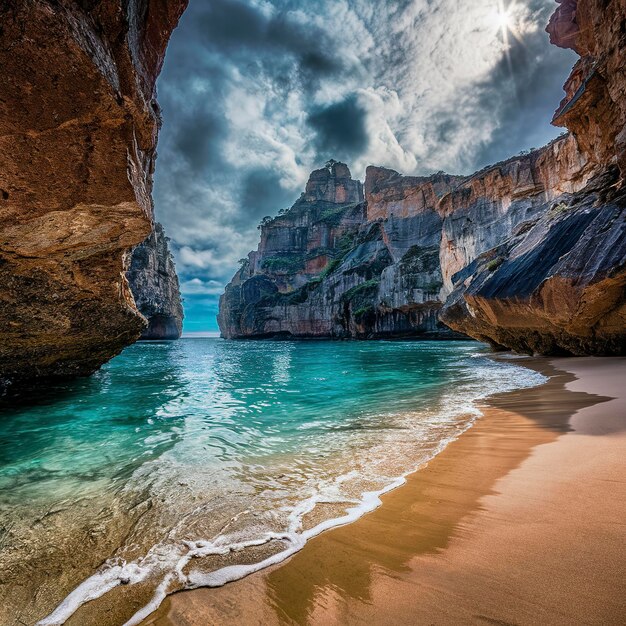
[0,339,545,624]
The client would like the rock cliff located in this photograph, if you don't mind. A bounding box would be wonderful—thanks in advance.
[128,223,184,340]
[440,0,625,354]
[218,162,465,339]
[220,0,625,353]
[0,0,187,388]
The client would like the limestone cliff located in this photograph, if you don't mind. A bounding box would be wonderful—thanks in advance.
[0,0,187,388]
[440,0,625,354]
[128,223,184,340]
[218,136,602,344]
[220,0,625,355]
[218,162,465,339]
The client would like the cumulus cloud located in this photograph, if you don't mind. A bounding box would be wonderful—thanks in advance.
[153,0,575,331]
[179,278,226,296]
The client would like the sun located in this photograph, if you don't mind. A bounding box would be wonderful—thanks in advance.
[490,2,525,48]
[494,8,512,31]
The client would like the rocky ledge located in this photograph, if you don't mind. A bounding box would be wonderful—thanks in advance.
[219,2,625,355]
[0,0,187,388]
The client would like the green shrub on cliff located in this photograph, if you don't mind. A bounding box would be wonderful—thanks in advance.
[317,203,359,226]
[353,305,375,321]
[337,231,356,253]
[319,257,342,279]
[261,255,304,273]
[549,201,570,216]
[306,247,334,260]
[343,279,380,302]
[486,257,504,272]
[399,245,440,274]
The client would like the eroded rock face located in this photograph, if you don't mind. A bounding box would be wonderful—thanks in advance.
[220,7,625,354]
[440,0,626,355]
[548,0,626,179]
[218,0,625,354]
[0,0,187,388]
[128,223,184,340]
[218,162,464,339]
[439,133,593,295]
[220,1,624,354]
[441,168,625,355]
[219,133,611,347]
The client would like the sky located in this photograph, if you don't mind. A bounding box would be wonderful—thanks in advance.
[152,0,576,333]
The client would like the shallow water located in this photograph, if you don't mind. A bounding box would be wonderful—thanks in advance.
[0,339,545,624]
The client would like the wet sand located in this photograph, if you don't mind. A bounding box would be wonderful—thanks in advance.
[145,356,626,626]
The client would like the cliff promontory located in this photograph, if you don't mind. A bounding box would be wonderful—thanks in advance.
[218,162,465,339]
[0,0,187,388]
[219,2,625,354]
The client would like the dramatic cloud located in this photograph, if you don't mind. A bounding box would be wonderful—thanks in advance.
[153,0,576,332]
[308,95,370,161]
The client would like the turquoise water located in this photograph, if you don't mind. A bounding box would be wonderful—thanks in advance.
[0,339,545,624]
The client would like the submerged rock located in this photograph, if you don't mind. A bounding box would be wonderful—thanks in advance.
[128,224,184,340]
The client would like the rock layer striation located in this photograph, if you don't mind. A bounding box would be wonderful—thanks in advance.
[0,0,187,388]
[218,161,466,339]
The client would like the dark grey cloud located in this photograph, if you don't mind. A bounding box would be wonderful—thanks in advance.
[307,95,370,162]
[152,0,577,331]
[238,169,296,227]
[191,0,343,82]
[173,111,226,174]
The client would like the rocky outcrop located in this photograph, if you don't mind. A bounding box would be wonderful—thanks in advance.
[128,223,184,339]
[548,0,626,180]
[218,135,606,345]
[0,0,187,387]
[440,0,626,355]
[218,162,465,339]
[439,133,593,294]
[442,167,625,355]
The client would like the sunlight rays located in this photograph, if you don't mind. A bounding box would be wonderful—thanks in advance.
[490,1,531,81]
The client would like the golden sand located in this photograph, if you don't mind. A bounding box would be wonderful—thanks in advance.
[145,357,626,625]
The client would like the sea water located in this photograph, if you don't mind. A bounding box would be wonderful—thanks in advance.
[0,339,545,624]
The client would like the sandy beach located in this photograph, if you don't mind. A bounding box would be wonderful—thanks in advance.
[145,356,626,626]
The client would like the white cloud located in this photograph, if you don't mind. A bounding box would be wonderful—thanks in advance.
[180,278,226,296]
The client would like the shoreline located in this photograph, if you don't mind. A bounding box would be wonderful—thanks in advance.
[144,356,626,625]
[54,343,524,626]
